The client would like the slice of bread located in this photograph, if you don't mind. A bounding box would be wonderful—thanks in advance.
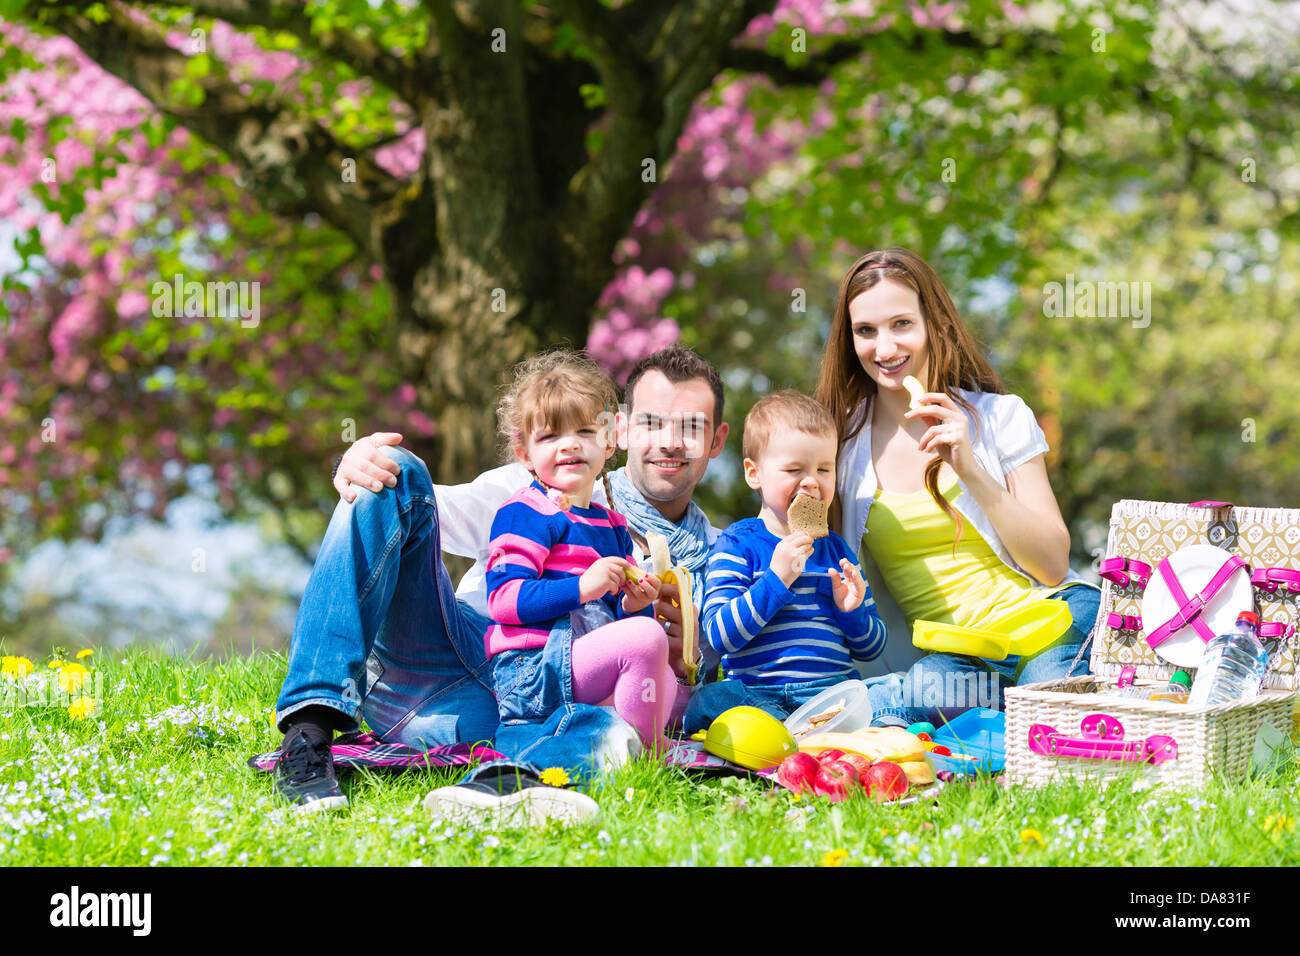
[787,494,829,539]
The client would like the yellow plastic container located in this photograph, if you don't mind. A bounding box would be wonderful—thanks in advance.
[912,600,1073,661]
[701,706,798,770]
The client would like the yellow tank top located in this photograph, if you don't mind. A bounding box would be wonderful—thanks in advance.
[865,478,1066,628]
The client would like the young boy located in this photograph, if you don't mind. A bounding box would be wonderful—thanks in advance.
[683,390,888,731]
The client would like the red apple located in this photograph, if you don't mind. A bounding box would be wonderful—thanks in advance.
[814,748,846,765]
[837,753,872,783]
[814,760,861,801]
[776,752,821,794]
[863,761,909,802]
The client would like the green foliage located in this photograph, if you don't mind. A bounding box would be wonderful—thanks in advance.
[678,1,1299,551]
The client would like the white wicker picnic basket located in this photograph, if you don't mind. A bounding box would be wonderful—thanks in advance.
[1005,500,1300,787]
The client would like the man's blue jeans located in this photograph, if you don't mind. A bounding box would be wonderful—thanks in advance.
[274,446,636,773]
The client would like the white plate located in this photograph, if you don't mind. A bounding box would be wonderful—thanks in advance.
[1139,544,1254,668]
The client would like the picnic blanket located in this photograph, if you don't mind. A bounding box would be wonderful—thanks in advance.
[661,740,778,779]
[248,731,503,773]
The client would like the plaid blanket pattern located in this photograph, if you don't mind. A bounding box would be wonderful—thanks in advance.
[248,731,503,773]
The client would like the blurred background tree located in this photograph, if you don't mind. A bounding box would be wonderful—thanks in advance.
[1,0,1296,652]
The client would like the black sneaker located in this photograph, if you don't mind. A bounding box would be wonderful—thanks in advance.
[274,726,348,813]
[422,762,598,828]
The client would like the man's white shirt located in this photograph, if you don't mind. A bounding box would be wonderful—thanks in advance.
[434,462,720,617]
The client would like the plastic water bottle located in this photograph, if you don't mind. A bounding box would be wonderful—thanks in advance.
[1187,612,1270,706]
[1148,671,1192,703]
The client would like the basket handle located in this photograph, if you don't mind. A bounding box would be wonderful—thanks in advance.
[1028,715,1178,764]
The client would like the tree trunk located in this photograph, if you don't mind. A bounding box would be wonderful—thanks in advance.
[385,3,619,481]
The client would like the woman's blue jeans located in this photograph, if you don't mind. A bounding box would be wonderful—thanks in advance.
[274,446,636,774]
[874,583,1102,728]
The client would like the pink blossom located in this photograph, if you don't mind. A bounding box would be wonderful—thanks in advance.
[116,289,150,318]
[407,410,437,437]
[1000,0,1028,25]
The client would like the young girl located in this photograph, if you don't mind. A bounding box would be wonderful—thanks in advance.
[815,248,1101,726]
[484,350,676,753]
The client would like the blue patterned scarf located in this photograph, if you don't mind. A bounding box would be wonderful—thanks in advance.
[605,467,710,609]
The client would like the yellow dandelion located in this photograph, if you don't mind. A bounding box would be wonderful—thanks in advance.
[57,662,91,694]
[68,696,97,719]
[76,648,94,659]
[538,767,570,788]
[1264,815,1295,835]
[821,848,849,867]
[1020,828,1046,846]
[1,656,34,679]
[48,660,65,669]
[879,828,890,837]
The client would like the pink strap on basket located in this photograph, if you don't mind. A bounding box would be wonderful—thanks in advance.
[1188,500,1234,509]
[1259,620,1294,641]
[1145,553,1248,650]
[1028,715,1178,764]
[1116,666,1137,689]
[1106,612,1143,632]
[1099,557,1153,589]
[1251,567,1300,594]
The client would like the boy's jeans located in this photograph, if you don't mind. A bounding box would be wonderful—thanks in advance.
[274,446,635,773]
[682,673,903,734]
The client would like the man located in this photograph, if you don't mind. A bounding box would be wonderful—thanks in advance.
[272,346,729,812]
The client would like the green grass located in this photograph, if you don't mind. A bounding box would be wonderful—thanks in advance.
[2,646,1299,866]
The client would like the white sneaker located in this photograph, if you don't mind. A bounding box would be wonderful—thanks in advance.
[423,763,599,829]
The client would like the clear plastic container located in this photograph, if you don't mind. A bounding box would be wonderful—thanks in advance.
[1107,670,1192,702]
[1187,611,1270,706]
[784,680,872,738]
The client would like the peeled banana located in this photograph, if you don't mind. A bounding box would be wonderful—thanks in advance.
[646,532,701,684]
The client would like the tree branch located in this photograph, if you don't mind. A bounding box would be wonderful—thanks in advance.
[723,26,1061,86]
[555,0,773,267]
[142,0,430,105]
[546,0,646,105]
[1171,6,1297,100]
[40,4,408,262]
[722,39,868,84]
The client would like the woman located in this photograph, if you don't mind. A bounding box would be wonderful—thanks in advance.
[815,248,1100,727]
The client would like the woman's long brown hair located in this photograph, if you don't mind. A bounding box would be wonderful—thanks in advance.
[815,248,1005,548]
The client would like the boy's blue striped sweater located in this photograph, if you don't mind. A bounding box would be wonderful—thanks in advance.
[702,518,887,684]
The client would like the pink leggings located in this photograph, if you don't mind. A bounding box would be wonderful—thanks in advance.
[570,616,675,750]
